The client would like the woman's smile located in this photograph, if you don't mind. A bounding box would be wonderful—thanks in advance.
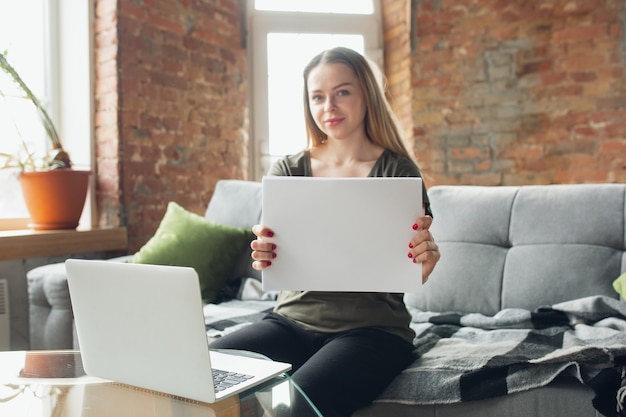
[325,117,344,127]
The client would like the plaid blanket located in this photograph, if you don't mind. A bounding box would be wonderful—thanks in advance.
[204,295,626,416]
[377,295,626,416]
[204,299,275,340]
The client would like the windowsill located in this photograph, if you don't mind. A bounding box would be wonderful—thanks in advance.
[0,226,128,261]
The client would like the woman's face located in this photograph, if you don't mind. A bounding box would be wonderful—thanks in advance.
[306,62,367,143]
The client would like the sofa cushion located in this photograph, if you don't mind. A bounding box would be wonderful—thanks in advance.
[204,180,262,280]
[502,184,624,310]
[205,180,263,282]
[405,184,626,315]
[405,186,518,315]
[205,179,262,229]
[132,201,253,302]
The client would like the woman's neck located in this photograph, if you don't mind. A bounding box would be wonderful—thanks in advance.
[309,139,384,177]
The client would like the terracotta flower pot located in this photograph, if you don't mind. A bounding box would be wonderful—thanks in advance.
[20,351,84,378]
[19,169,91,230]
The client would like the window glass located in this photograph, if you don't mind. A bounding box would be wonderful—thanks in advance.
[249,0,381,179]
[0,2,92,226]
[256,0,374,14]
[0,1,47,217]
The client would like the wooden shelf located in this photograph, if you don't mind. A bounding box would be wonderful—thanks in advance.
[0,227,128,260]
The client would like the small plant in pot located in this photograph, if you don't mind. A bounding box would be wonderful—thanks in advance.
[0,51,90,230]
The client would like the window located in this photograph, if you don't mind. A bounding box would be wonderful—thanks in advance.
[0,1,46,220]
[255,0,374,14]
[247,0,382,179]
[0,1,93,228]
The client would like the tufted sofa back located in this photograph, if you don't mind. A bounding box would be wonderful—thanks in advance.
[205,179,263,282]
[206,181,626,316]
[404,184,626,315]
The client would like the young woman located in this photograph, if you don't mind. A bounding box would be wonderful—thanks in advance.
[211,47,440,417]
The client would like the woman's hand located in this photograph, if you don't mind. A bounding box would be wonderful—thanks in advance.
[251,225,277,270]
[407,215,440,284]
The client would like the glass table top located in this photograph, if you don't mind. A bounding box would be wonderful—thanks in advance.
[0,350,321,417]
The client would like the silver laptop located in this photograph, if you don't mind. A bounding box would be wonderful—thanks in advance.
[65,258,291,403]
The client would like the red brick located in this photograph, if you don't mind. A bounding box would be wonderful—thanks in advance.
[459,172,501,185]
[559,54,608,71]
[569,72,597,82]
[572,125,601,138]
[553,170,609,183]
[589,109,626,124]
[449,147,491,160]
[604,123,626,138]
[597,96,626,110]
[518,60,553,76]
[535,84,584,98]
[556,0,606,16]
[118,1,147,21]
[540,71,567,85]
[501,144,544,160]
[600,139,626,152]
[553,25,608,43]
[570,154,599,168]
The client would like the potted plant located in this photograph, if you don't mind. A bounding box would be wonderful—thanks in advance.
[0,51,90,230]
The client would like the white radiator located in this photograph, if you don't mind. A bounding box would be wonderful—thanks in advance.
[0,279,9,351]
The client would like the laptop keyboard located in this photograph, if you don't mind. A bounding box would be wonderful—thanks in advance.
[212,368,255,393]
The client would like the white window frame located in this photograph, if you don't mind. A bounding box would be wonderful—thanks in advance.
[0,1,94,229]
[246,0,383,180]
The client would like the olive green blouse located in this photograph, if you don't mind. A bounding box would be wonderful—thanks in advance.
[268,149,431,343]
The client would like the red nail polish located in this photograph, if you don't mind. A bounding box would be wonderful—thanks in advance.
[412,224,419,230]
[271,244,277,250]
[266,261,272,266]
[267,231,274,237]
[413,258,417,263]
[272,253,277,259]
[408,253,413,258]
[409,243,414,248]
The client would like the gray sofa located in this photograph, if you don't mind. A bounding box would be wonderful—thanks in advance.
[27,180,626,417]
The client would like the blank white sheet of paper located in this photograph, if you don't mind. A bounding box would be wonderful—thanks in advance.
[261,176,423,293]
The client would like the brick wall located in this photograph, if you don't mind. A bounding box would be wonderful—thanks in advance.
[94,0,121,229]
[404,0,626,186]
[381,0,413,140]
[95,1,625,252]
[94,0,248,252]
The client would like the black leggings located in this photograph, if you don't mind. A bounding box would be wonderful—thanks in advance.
[210,312,415,417]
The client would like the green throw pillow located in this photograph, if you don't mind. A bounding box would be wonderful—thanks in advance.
[132,201,253,303]
[613,272,626,299]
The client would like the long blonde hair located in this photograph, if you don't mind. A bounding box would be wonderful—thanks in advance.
[302,47,413,160]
